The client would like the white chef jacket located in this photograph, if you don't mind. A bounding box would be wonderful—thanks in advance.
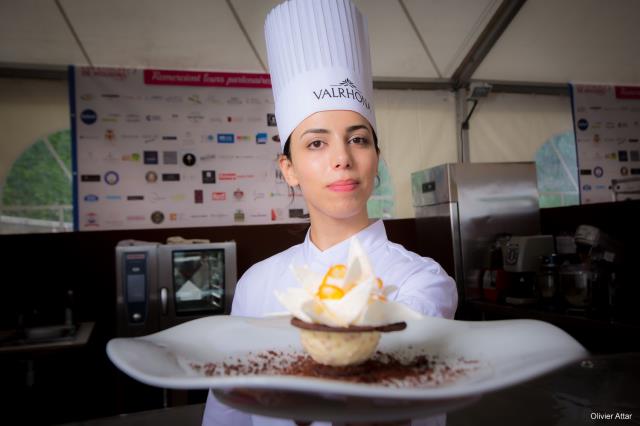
[202,220,457,426]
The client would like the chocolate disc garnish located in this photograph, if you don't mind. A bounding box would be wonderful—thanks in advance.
[291,317,406,333]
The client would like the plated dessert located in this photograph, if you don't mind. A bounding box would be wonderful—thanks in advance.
[275,237,423,366]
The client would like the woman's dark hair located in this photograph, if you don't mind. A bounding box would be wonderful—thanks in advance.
[282,129,381,201]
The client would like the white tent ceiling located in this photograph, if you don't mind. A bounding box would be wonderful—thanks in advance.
[0,0,639,86]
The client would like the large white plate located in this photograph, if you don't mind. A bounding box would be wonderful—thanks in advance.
[107,315,588,401]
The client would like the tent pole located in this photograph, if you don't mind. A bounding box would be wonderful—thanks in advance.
[455,89,470,163]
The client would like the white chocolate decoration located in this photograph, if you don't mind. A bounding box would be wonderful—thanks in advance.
[275,237,423,328]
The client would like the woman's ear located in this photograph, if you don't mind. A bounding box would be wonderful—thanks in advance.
[278,154,299,187]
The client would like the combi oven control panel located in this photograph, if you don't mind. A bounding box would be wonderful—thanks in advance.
[123,252,148,324]
[115,242,160,336]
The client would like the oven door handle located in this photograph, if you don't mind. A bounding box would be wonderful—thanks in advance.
[160,287,168,315]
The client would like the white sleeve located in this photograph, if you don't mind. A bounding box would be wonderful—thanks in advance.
[230,264,256,316]
[393,263,458,320]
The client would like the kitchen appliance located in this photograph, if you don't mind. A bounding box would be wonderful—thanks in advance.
[502,235,554,305]
[411,163,541,310]
[115,239,237,337]
[559,225,621,314]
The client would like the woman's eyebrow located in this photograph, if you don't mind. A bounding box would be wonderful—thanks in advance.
[346,124,369,133]
[301,128,329,137]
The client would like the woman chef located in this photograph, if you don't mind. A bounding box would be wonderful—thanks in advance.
[203,0,457,424]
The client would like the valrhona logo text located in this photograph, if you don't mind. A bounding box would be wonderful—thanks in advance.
[312,78,370,110]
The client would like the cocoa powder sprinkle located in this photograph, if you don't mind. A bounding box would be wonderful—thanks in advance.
[188,350,480,388]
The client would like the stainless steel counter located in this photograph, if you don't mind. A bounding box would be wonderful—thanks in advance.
[0,322,95,354]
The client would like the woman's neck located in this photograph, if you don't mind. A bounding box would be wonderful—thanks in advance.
[308,210,373,251]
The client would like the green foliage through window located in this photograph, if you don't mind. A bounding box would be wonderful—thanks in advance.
[2,129,72,223]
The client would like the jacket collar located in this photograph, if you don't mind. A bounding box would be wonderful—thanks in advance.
[301,219,387,269]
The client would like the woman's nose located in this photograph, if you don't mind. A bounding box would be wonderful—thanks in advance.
[331,141,352,169]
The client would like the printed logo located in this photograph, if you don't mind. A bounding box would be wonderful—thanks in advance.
[217,133,235,144]
[104,171,119,185]
[582,184,592,191]
[162,135,177,140]
[144,151,159,164]
[187,112,205,123]
[84,212,99,227]
[162,173,180,182]
[127,195,144,201]
[105,195,122,200]
[145,114,162,122]
[212,192,226,201]
[188,94,202,104]
[234,209,245,223]
[126,215,145,222]
[233,188,244,200]
[194,190,203,204]
[237,135,251,141]
[226,116,243,123]
[593,166,604,178]
[125,114,141,123]
[145,171,158,183]
[102,113,119,123]
[81,174,101,182]
[618,151,629,162]
[163,151,178,164]
[256,133,267,144]
[121,153,140,162]
[621,167,629,176]
[81,109,97,125]
[219,172,237,181]
[272,134,280,143]
[271,208,284,221]
[199,154,216,161]
[579,169,592,176]
[577,118,589,131]
[202,170,216,184]
[313,78,371,110]
[182,153,196,166]
[150,211,164,224]
[143,134,158,143]
[105,129,116,141]
[267,113,277,127]
[630,151,639,162]
[289,209,305,218]
[84,194,99,202]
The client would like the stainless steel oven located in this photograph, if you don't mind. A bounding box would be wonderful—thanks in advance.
[115,240,237,337]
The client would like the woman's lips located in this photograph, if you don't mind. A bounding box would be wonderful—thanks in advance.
[328,179,359,192]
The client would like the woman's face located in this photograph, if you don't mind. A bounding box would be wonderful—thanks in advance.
[280,110,378,221]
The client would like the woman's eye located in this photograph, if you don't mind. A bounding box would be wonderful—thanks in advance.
[350,136,369,145]
[308,140,324,149]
